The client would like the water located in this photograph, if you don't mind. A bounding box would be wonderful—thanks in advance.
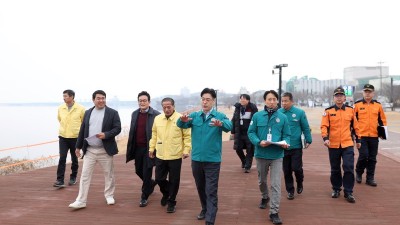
[0,105,136,161]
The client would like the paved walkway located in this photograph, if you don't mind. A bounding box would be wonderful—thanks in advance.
[1,135,400,225]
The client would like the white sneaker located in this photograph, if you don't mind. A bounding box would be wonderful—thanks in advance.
[106,197,115,205]
[68,201,86,209]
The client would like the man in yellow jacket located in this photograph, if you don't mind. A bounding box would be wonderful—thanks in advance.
[54,89,85,187]
[149,97,191,213]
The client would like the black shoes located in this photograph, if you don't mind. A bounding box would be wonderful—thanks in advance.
[356,174,362,184]
[331,190,340,198]
[297,183,303,194]
[269,213,283,224]
[259,197,269,209]
[166,204,176,213]
[139,198,148,207]
[68,178,77,186]
[53,180,65,187]
[287,192,294,200]
[197,209,206,220]
[366,180,377,187]
[344,193,356,203]
[244,168,250,173]
[161,195,168,206]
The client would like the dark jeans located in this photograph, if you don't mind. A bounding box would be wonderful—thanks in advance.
[235,135,254,169]
[356,137,379,181]
[134,146,154,200]
[155,158,182,205]
[283,148,303,194]
[192,160,221,224]
[56,137,79,182]
[328,146,355,194]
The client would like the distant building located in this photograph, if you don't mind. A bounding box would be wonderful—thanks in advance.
[286,76,344,95]
[343,66,389,92]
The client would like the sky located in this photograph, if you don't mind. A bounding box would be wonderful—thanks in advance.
[1,0,399,103]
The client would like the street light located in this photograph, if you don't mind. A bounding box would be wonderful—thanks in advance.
[272,64,288,106]
[378,61,384,96]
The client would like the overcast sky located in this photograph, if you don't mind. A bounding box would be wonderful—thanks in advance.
[0,0,399,103]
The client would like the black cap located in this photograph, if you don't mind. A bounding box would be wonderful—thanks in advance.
[333,87,345,95]
[363,84,374,91]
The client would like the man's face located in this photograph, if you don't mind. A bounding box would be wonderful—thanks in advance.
[93,94,106,109]
[363,90,374,101]
[63,93,73,104]
[162,100,175,117]
[201,93,215,112]
[239,96,249,107]
[281,96,293,110]
[333,93,345,104]
[265,93,278,109]
[138,95,150,111]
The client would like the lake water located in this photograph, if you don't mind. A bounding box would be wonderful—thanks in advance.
[0,105,136,161]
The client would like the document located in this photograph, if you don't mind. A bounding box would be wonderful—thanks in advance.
[377,126,388,140]
[269,140,289,146]
[85,134,100,146]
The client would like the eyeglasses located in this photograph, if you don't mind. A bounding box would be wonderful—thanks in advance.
[201,98,213,102]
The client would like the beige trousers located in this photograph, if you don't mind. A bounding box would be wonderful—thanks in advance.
[76,146,115,203]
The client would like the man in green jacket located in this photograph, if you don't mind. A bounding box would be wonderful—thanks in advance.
[177,88,232,225]
[278,92,312,200]
[248,90,291,225]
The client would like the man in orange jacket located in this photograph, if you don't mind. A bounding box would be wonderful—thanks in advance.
[353,84,387,187]
[321,87,360,203]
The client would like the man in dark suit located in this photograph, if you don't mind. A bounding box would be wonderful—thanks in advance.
[126,91,161,207]
[69,90,121,209]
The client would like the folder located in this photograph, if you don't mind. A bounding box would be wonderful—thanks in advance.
[377,126,388,140]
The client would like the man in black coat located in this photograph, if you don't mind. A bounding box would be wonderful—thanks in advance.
[126,91,161,207]
[69,90,121,209]
[231,94,258,173]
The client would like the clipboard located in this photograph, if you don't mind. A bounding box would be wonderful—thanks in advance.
[377,126,388,140]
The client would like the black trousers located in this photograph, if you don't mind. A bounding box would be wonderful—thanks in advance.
[356,137,379,181]
[155,158,182,205]
[235,135,254,169]
[56,137,79,182]
[192,160,221,224]
[134,146,154,200]
[329,146,355,194]
[283,148,303,194]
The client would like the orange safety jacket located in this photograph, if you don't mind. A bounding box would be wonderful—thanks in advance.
[353,99,387,137]
[321,104,360,148]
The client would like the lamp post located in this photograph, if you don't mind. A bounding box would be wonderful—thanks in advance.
[273,64,288,106]
[378,61,384,96]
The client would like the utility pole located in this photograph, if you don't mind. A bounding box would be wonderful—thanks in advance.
[378,61,384,96]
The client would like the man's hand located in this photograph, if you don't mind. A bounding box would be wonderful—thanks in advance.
[180,114,192,123]
[183,153,189,159]
[149,151,155,159]
[323,140,330,148]
[259,140,271,147]
[75,149,81,158]
[356,143,361,149]
[304,143,310,149]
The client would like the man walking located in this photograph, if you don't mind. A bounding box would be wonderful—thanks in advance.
[149,97,191,213]
[54,89,85,187]
[353,84,387,187]
[321,87,360,203]
[69,90,121,209]
[279,92,312,200]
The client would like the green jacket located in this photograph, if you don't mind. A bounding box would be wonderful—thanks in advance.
[177,109,232,162]
[278,106,312,149]
[248,109,291,160]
